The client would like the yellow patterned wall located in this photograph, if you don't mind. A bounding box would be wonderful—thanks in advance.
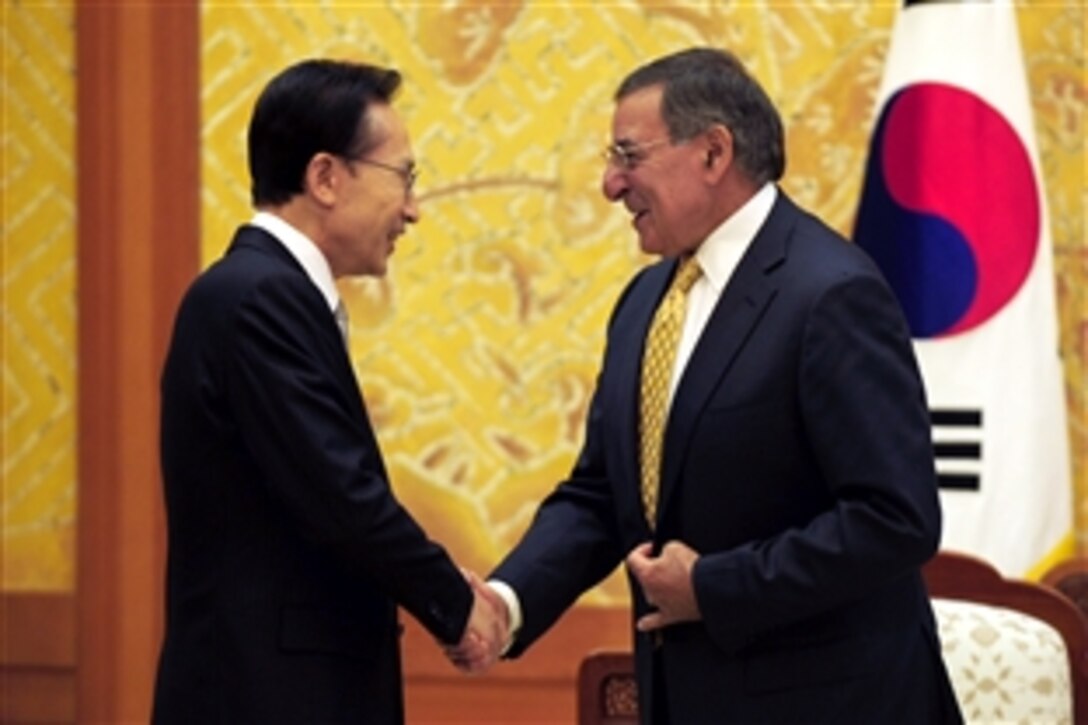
[0,1,1082,594]
[1,1,76,591]
[200,1,1086,605]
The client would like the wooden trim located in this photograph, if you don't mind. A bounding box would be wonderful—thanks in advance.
[576,651,637,725]
[0,593,75,667]
[75,2,199,721]
[403,605,630,680]
[403,606,630,723]
[1,669,76,724]
[0,593,76,723]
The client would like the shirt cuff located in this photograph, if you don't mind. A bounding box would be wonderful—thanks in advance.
[486,579,523,655]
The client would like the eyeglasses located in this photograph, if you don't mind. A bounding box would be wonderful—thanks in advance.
[602,138,672,170]
[345,156,419,195]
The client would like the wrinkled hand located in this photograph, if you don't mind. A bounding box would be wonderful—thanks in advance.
[626,541,701,633]
[444,569,509,674]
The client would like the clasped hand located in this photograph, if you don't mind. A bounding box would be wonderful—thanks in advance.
[443,570,509,674]
[626,540,702,632]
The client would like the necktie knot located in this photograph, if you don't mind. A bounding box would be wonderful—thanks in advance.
[672,255,702,294]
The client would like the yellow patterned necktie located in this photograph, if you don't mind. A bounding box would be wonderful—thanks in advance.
[639,256,703,528]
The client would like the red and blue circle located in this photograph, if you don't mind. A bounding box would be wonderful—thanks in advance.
[853,82,1039,338]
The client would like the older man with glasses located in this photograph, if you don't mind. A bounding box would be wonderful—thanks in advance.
[476,47,963,724]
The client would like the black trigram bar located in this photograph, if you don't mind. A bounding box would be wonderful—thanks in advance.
[937,474,980,491]
[931,408,982,491]
[933,442,981,459]
[931,409,982,427]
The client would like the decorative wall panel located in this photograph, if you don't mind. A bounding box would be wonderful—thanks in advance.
[2,0,76,591]
[1,0,1081,595]
[199,2,1086,604]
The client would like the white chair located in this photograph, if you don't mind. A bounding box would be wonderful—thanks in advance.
[925,551,1088,724]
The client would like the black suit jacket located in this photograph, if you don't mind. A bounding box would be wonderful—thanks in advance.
[153,226,472,724]
[493,191,962,723]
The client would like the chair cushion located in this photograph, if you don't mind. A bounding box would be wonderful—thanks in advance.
[933,597,1073,723]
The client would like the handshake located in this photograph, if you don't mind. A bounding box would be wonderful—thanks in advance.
[438,540,701,674]
[444,570,511,674]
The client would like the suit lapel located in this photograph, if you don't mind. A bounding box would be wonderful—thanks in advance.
[229,224,305,270]
[228,225,358,388]
[655,193,798,528]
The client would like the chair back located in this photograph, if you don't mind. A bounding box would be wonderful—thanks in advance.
[1043,556,1088,620]
[924,550,1088,724]
[577,650,637,725]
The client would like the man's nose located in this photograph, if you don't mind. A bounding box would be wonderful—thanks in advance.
[601,164,627,202]
[404,194,421,224]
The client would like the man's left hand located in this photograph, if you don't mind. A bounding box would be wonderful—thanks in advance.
[626,540,702,632]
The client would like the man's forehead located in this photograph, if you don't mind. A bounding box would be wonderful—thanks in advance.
[366,103,412,155]
[612,85,665,140]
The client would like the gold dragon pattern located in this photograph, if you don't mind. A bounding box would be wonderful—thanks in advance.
[2,2,1084,599]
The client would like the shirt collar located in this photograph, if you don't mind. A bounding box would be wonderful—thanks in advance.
[249,211,340,313]
[693,183,777,292]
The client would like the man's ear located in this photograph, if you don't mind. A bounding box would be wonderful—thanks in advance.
[702,124,734,179]
[305,152,339,207]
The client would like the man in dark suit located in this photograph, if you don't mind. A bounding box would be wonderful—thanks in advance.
[152,59,503,724]
[483,48,963,723]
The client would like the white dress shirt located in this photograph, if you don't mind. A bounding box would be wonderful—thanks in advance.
[249,211,341,315]
[669,182,777,401]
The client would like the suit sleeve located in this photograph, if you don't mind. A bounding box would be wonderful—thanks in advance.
[226,275,472,644]
[490,378,627,656]
[692,272,941,653]
[488,271,655,655]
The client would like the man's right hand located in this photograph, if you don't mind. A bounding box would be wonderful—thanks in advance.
[443,569,509,674]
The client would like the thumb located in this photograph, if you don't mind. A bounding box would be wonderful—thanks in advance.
[626,541,654,572]
[459,567,481,585]
[637,611,665,632]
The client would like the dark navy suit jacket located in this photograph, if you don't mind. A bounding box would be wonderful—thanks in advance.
[153,226,472,724]
[493,191,962,723]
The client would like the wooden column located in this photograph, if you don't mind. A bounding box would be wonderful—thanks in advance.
[76,2,199,720]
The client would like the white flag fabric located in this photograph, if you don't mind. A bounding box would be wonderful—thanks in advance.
[853,0,1072,577]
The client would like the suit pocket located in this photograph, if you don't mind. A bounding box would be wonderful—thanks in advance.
[278,604,389,662]
[742,630,895,694]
